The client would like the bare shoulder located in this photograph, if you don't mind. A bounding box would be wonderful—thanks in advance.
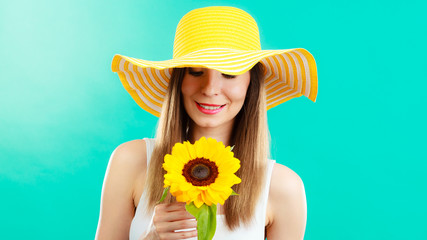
[110,139,148,170]
[270,163,305,197]
[266,163,307,240]
[109,139,148,205]
[95,139,148,240]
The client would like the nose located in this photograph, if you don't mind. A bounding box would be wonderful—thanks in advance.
[200,70,221,96]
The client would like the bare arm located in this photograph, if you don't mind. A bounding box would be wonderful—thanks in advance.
[266,163,307,240]
[95,140,147,240]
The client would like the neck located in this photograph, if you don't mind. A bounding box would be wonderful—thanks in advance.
[188,120,234,147]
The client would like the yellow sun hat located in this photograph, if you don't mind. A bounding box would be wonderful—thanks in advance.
[111,6,318,117]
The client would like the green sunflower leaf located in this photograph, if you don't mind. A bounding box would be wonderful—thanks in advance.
[157,186,170,204]
[185,203,217,240]
[207,204,217,240]
[185,202,198,217]
[231,189,239,196]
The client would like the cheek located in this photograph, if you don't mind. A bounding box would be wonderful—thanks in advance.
[181,79,197,99]
[227,81,250,102]
[230,87,247,101]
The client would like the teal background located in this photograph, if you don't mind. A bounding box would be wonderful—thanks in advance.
[1,0,426,239]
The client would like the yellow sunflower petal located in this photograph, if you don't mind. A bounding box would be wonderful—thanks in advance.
[207,187,224,205]
[201,191,213,206]
[194,195,204,208]
[172,189,181,196]
[170,183,181,193]
[176,191,190,202]
[218,187,233,200]
[187,187,200,200]
[163,181,170,188]
[179,181,192,191]
[211,138,226,149]
[217,158,240,174]
[210,142,225,162]
[175,194,185,202]
[209,182,228,191]
[194,137,208,158]
[164,173,182,183]
[233,175,242,184]
[210,148,234,166]
[163,155,184,174]
[184,141,197,159]
[171,143,192,163]
[205,138,222,159]
[215,175,236,186]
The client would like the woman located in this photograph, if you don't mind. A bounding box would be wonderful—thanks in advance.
[96,6,317,240]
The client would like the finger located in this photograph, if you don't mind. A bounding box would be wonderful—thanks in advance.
[163,202,187,212]
[155,219,197,233]
[158,229,197,240]
[154,209,195,223]
[154,202,186,213]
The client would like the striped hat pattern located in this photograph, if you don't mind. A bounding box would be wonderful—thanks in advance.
[112,6,318,117]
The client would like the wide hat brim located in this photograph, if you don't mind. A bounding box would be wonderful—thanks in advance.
[111,47,318,117]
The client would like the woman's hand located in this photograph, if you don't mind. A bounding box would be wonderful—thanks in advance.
[141,202,197,240]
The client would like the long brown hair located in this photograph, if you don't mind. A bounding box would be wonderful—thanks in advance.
[144,62,270,230]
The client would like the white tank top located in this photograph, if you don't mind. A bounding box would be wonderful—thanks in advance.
[129,138,276,240]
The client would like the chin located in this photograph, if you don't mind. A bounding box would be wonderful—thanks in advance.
[193,119,222,128]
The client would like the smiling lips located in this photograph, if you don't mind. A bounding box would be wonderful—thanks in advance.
[195,101,226,114]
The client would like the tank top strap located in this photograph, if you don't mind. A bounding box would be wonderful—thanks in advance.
[142,138,156,167]
[132,138,155,216]
[260,160,276,233]
[258,159,275,218]
[129,138,156,240]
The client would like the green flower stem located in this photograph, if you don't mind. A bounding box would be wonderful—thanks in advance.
[185,202,217,240]
[157,186,170,204]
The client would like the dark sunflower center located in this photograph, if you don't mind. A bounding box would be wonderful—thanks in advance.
[191,164,210,180]
[182,158,219,186]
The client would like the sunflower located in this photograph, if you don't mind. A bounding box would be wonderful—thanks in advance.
[163,137,241,208]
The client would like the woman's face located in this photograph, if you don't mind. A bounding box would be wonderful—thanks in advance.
[181,67,250,130]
